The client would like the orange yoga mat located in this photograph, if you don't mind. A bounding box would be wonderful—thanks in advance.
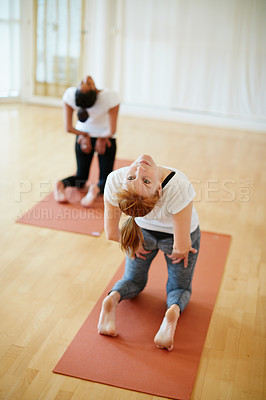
[53,232,231,400]
[16,158,132,236]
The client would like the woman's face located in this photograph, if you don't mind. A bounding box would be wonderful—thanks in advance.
[79,76,96,93]
[124,155,161,196]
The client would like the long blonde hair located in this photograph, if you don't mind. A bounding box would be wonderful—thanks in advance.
[115,185,160,257]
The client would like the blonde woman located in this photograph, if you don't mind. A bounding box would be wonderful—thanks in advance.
[98,154,200,351]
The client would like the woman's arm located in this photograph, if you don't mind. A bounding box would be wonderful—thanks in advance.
[168,201,197,267]
[64,103,92,153]
[95,104,120,154]
[104,199,122,242]
[107,104,120,137]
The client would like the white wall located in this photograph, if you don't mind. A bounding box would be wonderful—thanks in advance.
[20,0,266,132]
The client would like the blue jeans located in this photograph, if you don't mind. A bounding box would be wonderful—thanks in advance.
[111,226,201,312]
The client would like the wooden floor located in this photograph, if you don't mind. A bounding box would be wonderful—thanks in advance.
[0,103,265,400]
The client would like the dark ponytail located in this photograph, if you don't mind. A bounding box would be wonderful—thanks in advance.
[75,89,97,122]
[77,108,89,122]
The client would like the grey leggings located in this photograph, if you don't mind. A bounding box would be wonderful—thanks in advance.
[111,226,201,312]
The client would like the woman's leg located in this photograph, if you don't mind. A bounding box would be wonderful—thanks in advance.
[154,226,201,350]
[111,249,159,300]
[80,139,116,207]
[97,139,117,194]
[55,138,96,203]
[98,230,158,336]
[62,137,95,188]
[164,226,201,312]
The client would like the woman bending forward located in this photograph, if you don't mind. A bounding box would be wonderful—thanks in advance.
[98,154,201,351]
[54,75,119,207]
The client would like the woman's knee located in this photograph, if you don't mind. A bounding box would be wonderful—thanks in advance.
[123,272,148,291]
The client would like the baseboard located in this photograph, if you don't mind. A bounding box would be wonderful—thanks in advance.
[120,104,266,133]
[9,97,265,133]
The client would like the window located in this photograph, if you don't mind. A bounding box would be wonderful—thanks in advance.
[0,0,21,97]
[34,0,84,97]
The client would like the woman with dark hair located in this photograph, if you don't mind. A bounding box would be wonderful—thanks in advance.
[98,154,201,351]
[54,76,120,207]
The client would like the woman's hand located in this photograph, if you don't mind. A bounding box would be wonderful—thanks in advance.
[95,138,111,155]
[135,242,152,260]
[78,134,92,154]
[167,246,197,268]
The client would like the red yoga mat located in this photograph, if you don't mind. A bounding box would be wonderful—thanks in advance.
[53,231,231,400]
[16,158,132,236]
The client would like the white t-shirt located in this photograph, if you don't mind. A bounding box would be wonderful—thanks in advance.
[63,87,120,138]
[104,167,199,234]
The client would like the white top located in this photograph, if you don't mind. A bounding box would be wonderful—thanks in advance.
[104,166,199,234]
[63,87,120,138]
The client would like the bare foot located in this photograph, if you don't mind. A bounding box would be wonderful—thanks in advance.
[80,184,100,207]
[97,291,121,337]
[154,305,180,351]
[54,181,68,203]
